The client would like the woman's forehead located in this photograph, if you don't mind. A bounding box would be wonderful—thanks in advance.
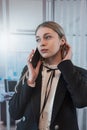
[36,27,56,36]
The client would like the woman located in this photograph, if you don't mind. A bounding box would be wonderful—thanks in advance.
[9,21,87,130]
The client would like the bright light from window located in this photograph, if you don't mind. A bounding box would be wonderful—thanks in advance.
[0,31,9,52]
[0,31,18,53]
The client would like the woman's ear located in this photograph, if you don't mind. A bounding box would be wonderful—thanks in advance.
[61,37,66,46]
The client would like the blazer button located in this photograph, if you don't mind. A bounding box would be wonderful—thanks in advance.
[54,125,59,130]
[22,116,26,121]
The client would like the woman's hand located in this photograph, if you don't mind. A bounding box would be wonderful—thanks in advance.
[27,50,42,86]
[62,42,72,61]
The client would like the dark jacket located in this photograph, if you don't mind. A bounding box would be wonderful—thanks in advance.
[9,60,87,130]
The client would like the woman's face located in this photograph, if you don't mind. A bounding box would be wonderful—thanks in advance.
[36,27,64,61]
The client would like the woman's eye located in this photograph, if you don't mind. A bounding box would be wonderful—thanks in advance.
[45,35,52,40]
[36,38,41,43]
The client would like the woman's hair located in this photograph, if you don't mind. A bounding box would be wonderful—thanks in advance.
[35,21,66,40]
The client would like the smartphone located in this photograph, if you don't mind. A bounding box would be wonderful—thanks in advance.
[31,48,41,68]
[61,44,68,59]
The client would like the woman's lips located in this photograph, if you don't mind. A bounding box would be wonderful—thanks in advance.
[40,49,48,53]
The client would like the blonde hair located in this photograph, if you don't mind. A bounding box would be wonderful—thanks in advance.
[35,21,66,40]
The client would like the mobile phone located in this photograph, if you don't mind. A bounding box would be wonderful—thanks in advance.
[61,44,68,59]
[31,48,41,68]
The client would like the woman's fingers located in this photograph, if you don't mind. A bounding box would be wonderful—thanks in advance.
[35,60,42,73]
[62,42,72,60]
[27,49,35,63]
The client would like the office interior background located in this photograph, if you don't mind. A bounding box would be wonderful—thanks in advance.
[0,0,87,130]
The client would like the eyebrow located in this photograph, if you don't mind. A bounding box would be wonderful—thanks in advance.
[36,33,52,38]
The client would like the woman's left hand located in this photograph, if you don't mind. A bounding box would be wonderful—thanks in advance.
[62,42,72,61]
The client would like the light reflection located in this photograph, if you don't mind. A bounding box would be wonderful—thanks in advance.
[0,31,17,52]
[0,31,9,52]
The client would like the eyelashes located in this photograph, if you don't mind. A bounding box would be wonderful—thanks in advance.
[36,35,52,43]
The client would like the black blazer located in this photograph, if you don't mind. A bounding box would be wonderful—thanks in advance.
[9,60,87,130]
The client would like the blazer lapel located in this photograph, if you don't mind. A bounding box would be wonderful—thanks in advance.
[51,74,67,123]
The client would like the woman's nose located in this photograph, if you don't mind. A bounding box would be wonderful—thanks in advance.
[40,39,46,46]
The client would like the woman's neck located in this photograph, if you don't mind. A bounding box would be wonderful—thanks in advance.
[45,51,62,65]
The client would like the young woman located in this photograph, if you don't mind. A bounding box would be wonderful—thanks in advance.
[9,21,87,130]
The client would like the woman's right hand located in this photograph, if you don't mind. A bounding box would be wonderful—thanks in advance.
[27,50,42,87]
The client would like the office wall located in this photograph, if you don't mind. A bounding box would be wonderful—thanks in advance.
[54,0,87,68]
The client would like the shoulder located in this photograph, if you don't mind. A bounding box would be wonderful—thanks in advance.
[74,65,87,77]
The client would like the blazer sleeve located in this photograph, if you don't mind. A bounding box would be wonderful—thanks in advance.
[9,65,35,120]
[58,60,87,108]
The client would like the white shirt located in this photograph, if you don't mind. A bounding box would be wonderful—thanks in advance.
[39,64,61,130]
